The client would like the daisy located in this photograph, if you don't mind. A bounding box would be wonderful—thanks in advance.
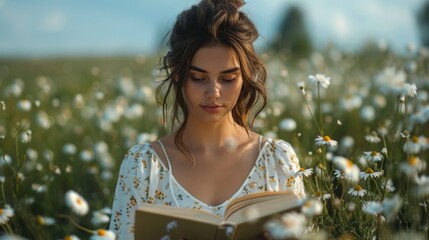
[301,199,323,217]
[365,131,381,143]
[91,210,110,226]
[64,235,81,240]
[0,205,14,224]
[381,179,396,192]
[315,135,338,147]
[36,215,55,226]
[362,201,382,215]
[314,191,331,200]
[295,168,313,178]
[279,118,297,132]
[362,151,384,163]
[403,136,421,154]
[348,185,367,196]
[308,74,331,88]
[90,229,116,240]
[333,169,344,179]
[333,156,360,182]
[399,156,427,178]
[402,83,417,98]
[65,190,89,216]
[414,175,429,198]
[359,168,383,180]
[264,212,306,239]
[166,220,179,233]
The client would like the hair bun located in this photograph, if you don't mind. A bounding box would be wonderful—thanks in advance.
[202,0,245,10]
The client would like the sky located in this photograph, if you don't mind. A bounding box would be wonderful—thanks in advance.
[0,0,426,57]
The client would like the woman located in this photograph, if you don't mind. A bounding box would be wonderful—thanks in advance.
[109,0,305,238]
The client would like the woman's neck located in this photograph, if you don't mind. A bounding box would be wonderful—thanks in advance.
[180,118,251,154]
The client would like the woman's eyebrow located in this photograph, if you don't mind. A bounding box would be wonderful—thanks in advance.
[189,65,240,74]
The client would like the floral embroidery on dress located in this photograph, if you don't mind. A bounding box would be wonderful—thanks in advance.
[109,138,305,239]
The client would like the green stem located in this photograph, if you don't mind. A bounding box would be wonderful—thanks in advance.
[57,214,94,234]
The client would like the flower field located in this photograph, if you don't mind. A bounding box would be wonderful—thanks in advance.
[0,46,428,239]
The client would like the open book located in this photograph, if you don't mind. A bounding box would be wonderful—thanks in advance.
[135,190,302,240]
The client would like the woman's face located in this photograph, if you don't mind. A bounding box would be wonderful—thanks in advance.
[183,43,243,124]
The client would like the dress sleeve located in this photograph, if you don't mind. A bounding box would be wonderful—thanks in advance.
[109,144,152,240]
[272,140,306,198]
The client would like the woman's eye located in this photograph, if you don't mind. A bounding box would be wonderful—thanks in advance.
[190,76,205,81]
[222,77,236,82]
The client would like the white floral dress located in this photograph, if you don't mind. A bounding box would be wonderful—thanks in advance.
[109,137,305,239]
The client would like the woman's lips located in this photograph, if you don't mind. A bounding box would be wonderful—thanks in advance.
[200,105,222,113]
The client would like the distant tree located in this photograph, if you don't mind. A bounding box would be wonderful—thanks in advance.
[417,1,429,47]
[271,5,312,58]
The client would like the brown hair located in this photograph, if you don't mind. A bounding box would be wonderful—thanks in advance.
[156,0,267,157]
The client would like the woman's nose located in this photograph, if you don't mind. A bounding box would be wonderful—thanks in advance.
[205,81,220,99]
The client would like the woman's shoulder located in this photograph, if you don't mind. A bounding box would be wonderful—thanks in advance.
[264,138,296,152]
[121,142,158,165]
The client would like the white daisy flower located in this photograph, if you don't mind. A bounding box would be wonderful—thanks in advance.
[264,212,306,239]
[348,185,367,196]
[0,205,14,224]
[295,168,313,178]
[402,83,417,98]
[414,175,429,198]
[314,191,331,200]
[166,220,179,233]
[333,156,360,182]
[362,201,382,215]
[399,156,427,178]
[36,215,55,226]
[315,135,338,147]
[365,131,381,143]
[63,235,80,240]
[65,190,89,216]
[359,168,383,180]
[90,229,115,240]
[403,136,421,154]
[362,151,383,162]
[333,169,344,180]
[308,74,331,88]
[301,199,323,217]
[279,118,297,132]
[91,210,110,226]
[381,179,396,192]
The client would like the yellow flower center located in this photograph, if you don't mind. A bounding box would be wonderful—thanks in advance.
[346,160,353,168]
[354,185,363,191]
[76,198,82,205]
[299,167,305,172]
[97,229,106,236]
[323,136,331,142]
[411,136,419,143]
[36,215,44,225]
[315,191,322,196]
[370,151,378,156]
[365,168,374,174]
[408,156,418,166]
[64,235,72,240]
[0,209,3,215]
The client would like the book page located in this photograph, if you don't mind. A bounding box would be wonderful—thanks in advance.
[224,191,301,223]
[137,203,223,225]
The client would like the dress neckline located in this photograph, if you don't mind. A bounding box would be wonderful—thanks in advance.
[149,137,272,208]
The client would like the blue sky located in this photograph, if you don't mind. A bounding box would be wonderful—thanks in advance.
[0,0,425,57]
